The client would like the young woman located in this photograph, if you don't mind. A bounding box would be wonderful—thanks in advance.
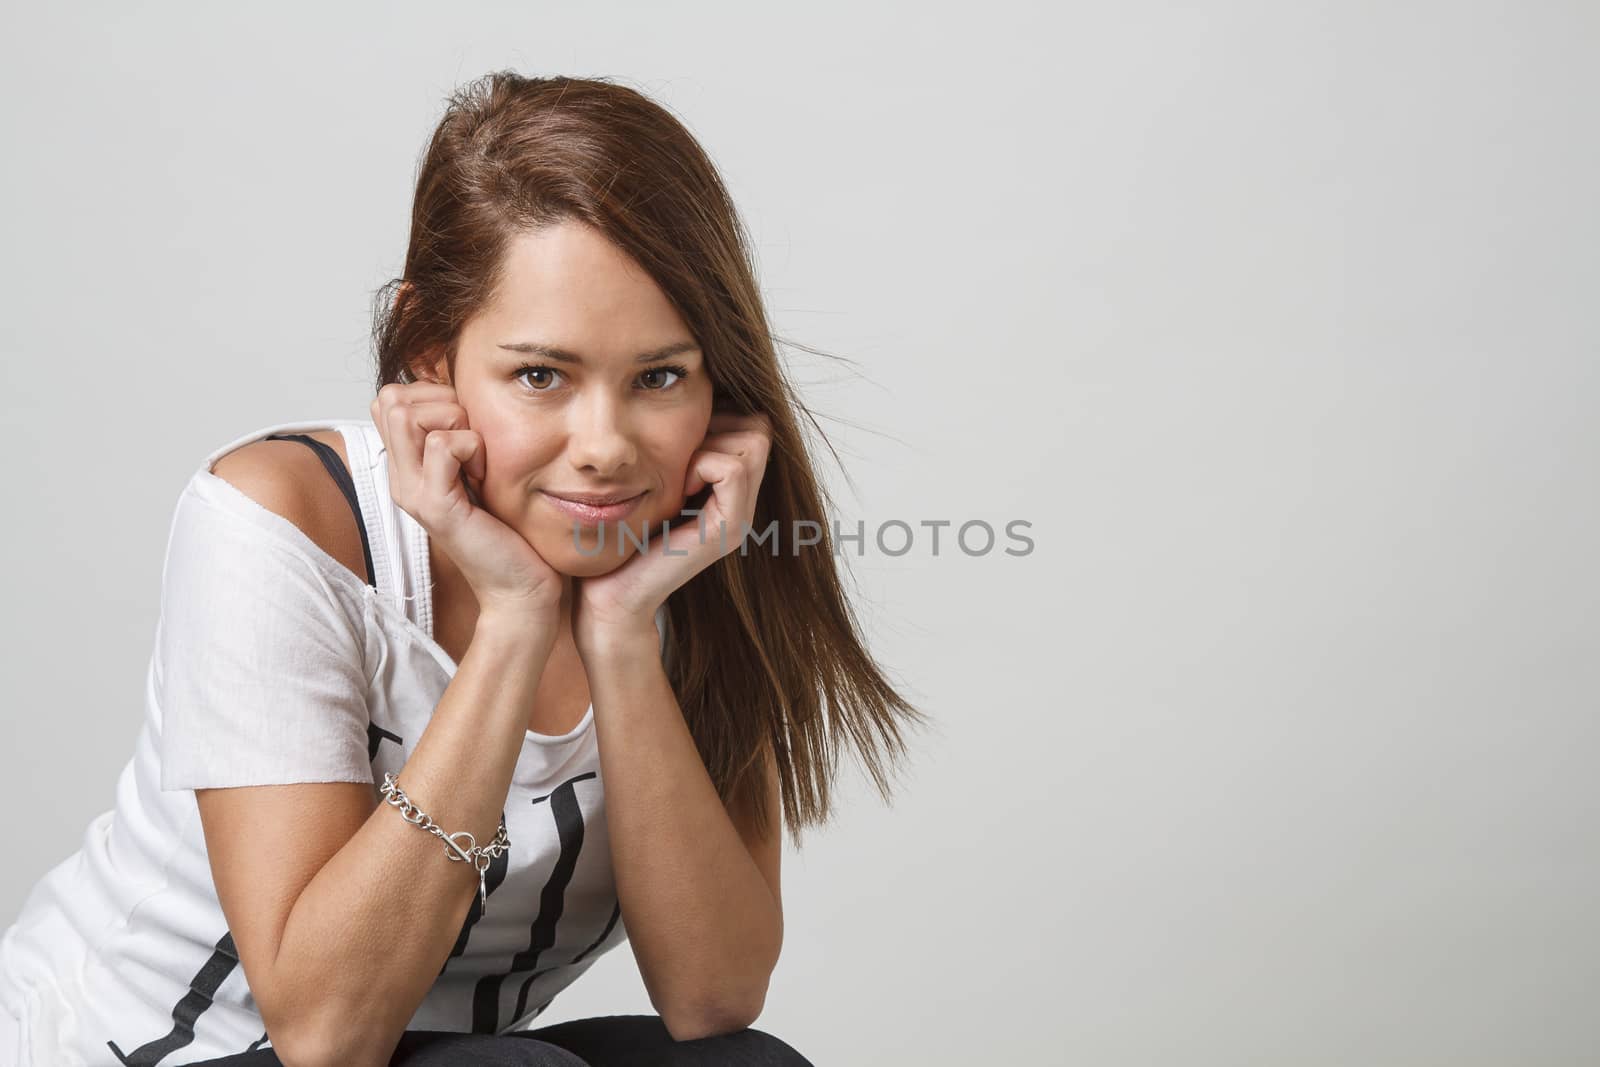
[0,71,926,1066]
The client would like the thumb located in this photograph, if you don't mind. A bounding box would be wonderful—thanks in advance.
[683,462,708,500]
[465,432,487,484]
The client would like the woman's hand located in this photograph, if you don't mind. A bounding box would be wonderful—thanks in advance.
[370,381,564,624]
[573,411,773,656]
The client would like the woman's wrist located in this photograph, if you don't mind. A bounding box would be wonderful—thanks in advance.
[574,614,661,667]
[471,607,561,659]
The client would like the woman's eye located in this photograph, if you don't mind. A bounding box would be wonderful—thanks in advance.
[640,364,690,390]
[636,364,688,390]
[515,363,689,393]
[516,365,561,391]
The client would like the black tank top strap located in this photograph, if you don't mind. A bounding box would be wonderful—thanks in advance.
[263,432,377,589]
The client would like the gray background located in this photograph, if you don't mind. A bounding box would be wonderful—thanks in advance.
[3,2,1597,1064]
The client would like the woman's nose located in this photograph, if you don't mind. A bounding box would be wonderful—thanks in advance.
[564,396,636,476]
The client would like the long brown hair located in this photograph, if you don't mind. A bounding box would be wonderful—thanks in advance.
[370,71,929,848]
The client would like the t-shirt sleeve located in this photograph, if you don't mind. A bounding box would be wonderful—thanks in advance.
[157,483,374,791]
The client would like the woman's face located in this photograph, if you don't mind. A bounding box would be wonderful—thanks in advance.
[419,220,714,577]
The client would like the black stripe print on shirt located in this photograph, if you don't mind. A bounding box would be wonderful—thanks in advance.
[470,770,600,1033]
[438,813,513,976]
[110,724,406,1064]
[363,721,516,977]
[368,723,402,761]
[510,897,625,1026]
[106,928,242,1066]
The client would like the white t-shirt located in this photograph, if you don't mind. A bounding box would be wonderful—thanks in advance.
[0,416,661,1066]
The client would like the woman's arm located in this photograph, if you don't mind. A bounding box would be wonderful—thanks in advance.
[199,610,553,1067]
[582,623,785,1043]
[194,448,559,1067]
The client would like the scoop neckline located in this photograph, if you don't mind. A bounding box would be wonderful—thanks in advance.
[189,419,598,748]
[407,479,598,748]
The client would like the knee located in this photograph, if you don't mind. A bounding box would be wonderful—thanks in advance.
[737,1026,816,1067]
[387,1031,589,1067]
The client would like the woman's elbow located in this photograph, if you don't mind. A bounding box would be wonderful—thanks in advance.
[662,986,768,1043]
[266,1003,394,1067]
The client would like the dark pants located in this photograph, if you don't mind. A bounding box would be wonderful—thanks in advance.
[186,1013,814,1066]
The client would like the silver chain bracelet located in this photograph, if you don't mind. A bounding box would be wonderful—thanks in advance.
[378,771,510,916]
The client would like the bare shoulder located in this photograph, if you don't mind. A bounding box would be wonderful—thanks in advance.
[208,430,368,584]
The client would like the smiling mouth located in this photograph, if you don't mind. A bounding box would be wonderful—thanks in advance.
[538,489,649,526]
[540,489,647,506]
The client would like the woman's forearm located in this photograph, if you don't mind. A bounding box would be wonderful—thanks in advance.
[268,611,555,1066]
[583,625,782,1040]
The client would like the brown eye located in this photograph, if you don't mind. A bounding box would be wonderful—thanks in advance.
[515,365,561,391]
[639,364,690,391]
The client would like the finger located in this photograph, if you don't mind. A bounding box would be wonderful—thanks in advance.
[382,379,459,403]
[419,429,482,521]
[705,411,771,436]
[696,429,770,459]
[385,399,472,497]
[371,380,460,432]
[689,449,748,503]
[683,466,708,499]
[663,453,750,557]
[680,433,766,498]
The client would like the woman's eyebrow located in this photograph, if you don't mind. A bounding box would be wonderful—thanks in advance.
[496,340,699,364]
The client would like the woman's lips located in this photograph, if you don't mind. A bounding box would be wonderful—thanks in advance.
[539,489,647,526]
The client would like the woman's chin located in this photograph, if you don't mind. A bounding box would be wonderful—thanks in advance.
[538,540,637,578]
[531,512,678,577]
[562,557,629,578]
